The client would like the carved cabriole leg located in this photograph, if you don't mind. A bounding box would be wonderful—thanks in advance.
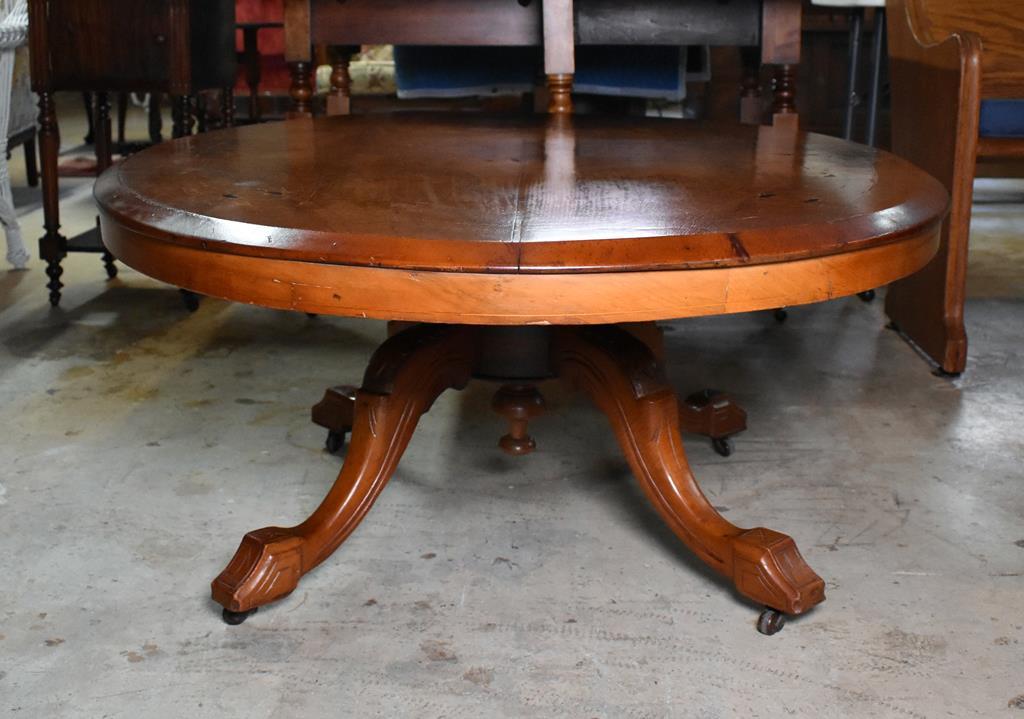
[289,61,314,118]
[618,323,747,452]
[212,324,476,614]
[37,91,66,307]
[552,326,825,616]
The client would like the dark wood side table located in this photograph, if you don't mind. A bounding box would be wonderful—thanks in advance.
[95,113,947,635]
[28,0,237,307]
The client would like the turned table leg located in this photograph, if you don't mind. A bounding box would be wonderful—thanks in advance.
[212,324,476,622]
[37,91,66,307]
[553,326,825,631]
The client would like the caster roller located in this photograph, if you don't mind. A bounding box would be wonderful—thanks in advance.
[773,308,788,323]
[756,608,786,636]
[180,289,200,313]
[857,289,876,302]
[306,313,318,319]
[222,607,257,626]
[325,430,347,454]
[711,437,733,457]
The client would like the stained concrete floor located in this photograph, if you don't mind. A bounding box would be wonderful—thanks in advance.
[1,101,1023,718]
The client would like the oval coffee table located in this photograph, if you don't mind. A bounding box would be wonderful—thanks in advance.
[96,114,948,634]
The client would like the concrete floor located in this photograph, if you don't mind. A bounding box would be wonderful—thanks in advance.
[1,100,1023,718]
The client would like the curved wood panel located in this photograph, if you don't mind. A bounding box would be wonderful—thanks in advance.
[95,114,949,274]
[903,0,1024,99]
[99,216,940,324]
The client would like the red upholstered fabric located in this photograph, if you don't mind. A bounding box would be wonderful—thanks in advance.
[235,0,290,92]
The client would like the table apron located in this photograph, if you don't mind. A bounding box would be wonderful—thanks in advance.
[100,214,940,325]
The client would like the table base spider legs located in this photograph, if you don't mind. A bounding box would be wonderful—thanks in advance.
[214,323,825,632]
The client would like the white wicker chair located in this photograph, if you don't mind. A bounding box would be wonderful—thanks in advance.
[0,0,28,269]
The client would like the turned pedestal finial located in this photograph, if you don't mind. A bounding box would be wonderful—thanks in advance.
[492,384,546,455]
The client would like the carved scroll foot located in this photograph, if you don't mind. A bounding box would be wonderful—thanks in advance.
[553,326,825,620]
[212,324,476,615]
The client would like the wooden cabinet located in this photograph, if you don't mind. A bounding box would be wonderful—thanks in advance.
[29,0,235,95]
[27,0,237,307]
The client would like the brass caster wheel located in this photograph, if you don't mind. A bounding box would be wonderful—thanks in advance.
[757,608,786,636]
[222,607,257,626]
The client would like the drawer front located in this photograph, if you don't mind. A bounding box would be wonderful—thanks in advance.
[310,0,543,46]
[40,0,175,91]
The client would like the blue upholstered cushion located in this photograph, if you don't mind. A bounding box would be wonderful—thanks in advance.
[394,46,537,99]
[574,46,686,100]
[979,100,1024,138]
[394,46,687,101]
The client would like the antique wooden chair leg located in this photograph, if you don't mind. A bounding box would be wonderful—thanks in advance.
[38,91,66,306]
[553,326,825,632]
[326,47,357,117]
[288,61,314,117]
[212,324,476,622]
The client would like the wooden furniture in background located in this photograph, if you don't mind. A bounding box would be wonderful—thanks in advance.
[238,21,284,122]
[810,0,887,146]
[28,0,237,307]
[282,0,803,123]
[96,106,947,633]
[884,0,1024,375]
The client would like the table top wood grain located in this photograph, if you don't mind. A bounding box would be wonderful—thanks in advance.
[96,114,949,324]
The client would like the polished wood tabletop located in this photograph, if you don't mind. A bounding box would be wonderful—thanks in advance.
[97,115,948,324]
